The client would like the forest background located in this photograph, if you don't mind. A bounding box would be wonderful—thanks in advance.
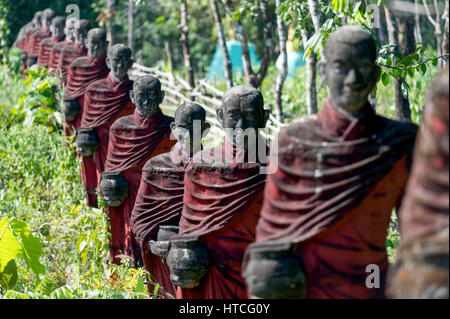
[0,0,448,298]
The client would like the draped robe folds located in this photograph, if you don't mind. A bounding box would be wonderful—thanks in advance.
[37,36,64,67]
[63,54,109,139]
[172,139,267,299]
[130,143,190,298]
[58,42,88,85]
[251,97,418,299]
[14,23,33,50]
[48,40,71,75]
[79,73,135,208]
[28,28,52,57]
[103,109,175,266]
[387,71,449,298]
[23,27,41,55]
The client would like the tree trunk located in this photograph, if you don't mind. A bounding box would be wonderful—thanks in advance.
[210,0,233,88]
[414,0,423,43]
[423,0,443,69]
[386,5,413,121]
[443,0,449,66]
[127,0,134,52]
[180,0,195,90]
[301,28,317,115]
[274,0,287,122]
[220,0,272,89]
[106,0,116,49]
[164,41,173,72]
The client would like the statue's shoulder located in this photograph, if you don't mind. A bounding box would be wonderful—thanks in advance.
[376,114,419,141]
[110,115,136,131]
[277,114,320,145]
[143,152,182,175]
[40,37,53,45]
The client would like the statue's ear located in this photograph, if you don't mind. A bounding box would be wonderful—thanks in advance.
[216,108,224,125]
[170,122,177,135]
[127,58,134,69]
[160,90,165,104]
[129,90,135,104]
[105,57,111,70]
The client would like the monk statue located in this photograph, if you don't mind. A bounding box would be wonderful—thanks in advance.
[37,16,65,68]
[130,102,210,298]
[76,44,135,209]
[62,28,109,141]
[27,8,55,62]
[58,19,90,85]
[166,85,269,299]
[22,11,42,55]
[243,26,418,299]
[387,67,449,299]
[48,17,75,75]
[99,75,176,267]
[14,12,40,50]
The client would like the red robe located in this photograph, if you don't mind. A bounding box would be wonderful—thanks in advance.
[23,27,40,55]
[37,36,65,67]
[58,42,88,85]
[64,54,109,207]
[172,139,267,299]
[103,109,175,266]
[14,23,34,50]
[48,39,72,75]
[28,27,51,57]
[252,98,417,299]
[387,69,449,298]
[63,54,109,138]
[131,143,190,298]
[79,73,135,209]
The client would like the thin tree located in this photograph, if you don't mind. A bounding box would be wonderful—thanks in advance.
[106,0,116,48]
[128,0,135,53]
[210,0,233,89]
[219,0,272,89]
[179,0,195,90]
[443,0,449,66]
[414,0,423,43]
[385,5,412,121]
[422,0,444,69]
[274,0,287,122]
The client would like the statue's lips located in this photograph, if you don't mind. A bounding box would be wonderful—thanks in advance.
[343,87,364,98]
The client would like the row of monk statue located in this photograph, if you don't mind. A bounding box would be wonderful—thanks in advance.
[13,9,449,299]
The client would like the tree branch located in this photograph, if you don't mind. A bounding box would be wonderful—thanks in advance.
[378,54,449,70]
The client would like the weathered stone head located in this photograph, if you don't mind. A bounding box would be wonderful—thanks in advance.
[106,44,133,80]
[32,11,43,28]
[26,55,37,68]
[217,85,269,148]
[50,16,66,40]
[74,19,91,46]
[171,102,210,156]
[319,25,380,114]
[41,8,56,31]
[130,75,165,117]
[20,51,28,66]
[86,28,108,59]
[64,17,77,43]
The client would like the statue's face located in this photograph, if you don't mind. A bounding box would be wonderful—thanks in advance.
[132,85,164,117]
[218,94,268,148]
[51,22,65,39]
[64,21,76,42]
[107,51,133,80]
[87,36,107,59]
[75,26,89,45]
[321,41,380,114]
[171,111,209,155]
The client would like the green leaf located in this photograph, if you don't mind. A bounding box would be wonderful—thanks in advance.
[8,218,45,275]
[431,59,438,67]
[381,72,390,86]
[34,275,58,296]
[50,286,74,299]
[0,216,22,272]
[420,63,427,75]
[0,259,18,290]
